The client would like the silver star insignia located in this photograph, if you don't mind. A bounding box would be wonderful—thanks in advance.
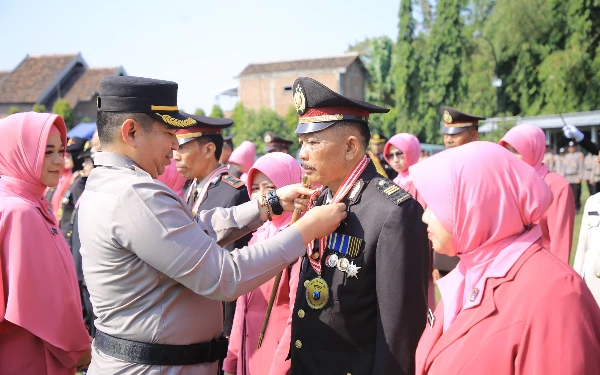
[346,261,361,279]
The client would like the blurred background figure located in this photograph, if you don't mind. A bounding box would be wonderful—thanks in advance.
[263,131,293,154]
[584,151,597,195]
[369,133,397,179]
[543,144,555,172]
[564,141,584,212]
[157,159,187,197]
[499,124,575,264]
[228,141,256,183]
[574,191,600,306]
[223,152,302,375]
[220,135,234,165]
[384,133,425,207]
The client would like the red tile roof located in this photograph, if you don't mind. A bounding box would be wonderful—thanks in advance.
[0,54,80,103]
[239,53,363,76]
[63,67,123,107]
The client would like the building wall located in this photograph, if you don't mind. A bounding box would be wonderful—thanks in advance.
[0,102,34,115]
[239,69,346,116]
[74,96,98,122]
[340,61,366,101]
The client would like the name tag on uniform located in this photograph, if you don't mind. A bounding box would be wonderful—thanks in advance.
[589,211,599,216]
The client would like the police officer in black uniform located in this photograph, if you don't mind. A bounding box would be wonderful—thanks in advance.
[369,133,397,179]
[264,131,293,154]
[288,77,429,375]
[220,135,234,165]
[173,113,251,338]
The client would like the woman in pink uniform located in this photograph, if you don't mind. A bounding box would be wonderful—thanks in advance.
[499,124,575,264]
[383,133,425,207]
[228,141,256,184]
[0,112,91,374]
[410,141,600,375]
[223,152,302,375]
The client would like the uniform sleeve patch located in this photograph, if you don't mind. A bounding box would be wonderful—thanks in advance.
[372,177,412,206]
[222,175,245,189]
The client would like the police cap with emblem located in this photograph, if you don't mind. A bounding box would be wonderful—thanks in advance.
[175,114,233,146]
[97,76,197,129]
[66,137,89,155]
[440,106,485,135]
[292,77,389,134]
[263,131,293,152]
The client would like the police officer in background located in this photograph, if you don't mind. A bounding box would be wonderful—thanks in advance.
[433,106,485,284]
[281,77,429,375]
[219,135,234,165]
[78,76,346,374]
[174,114,251,338]
[564,140,584,212]
[264,131,293,154]
[369,133,397,179]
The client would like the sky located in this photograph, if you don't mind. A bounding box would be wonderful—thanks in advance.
[0,0,400,114]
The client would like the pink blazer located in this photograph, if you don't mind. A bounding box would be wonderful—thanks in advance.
[540,172,575,264]
[416,244,600,374]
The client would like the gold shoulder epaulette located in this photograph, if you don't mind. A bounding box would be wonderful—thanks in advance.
[222,174,245,189]
[372,177,412,206]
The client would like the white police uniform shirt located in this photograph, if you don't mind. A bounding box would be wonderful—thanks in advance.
[78,152,305,375]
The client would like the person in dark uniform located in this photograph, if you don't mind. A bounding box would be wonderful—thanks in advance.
[264,131,293,154]
[278,77,429,375]
[173,113,252,339]
[57,137,92,245]
[220,135,234,164]
[433,106,486,284]
[369,133,397,179]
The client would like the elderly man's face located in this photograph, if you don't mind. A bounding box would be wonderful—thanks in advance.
[443,129,478,149]
[298,126,349,187]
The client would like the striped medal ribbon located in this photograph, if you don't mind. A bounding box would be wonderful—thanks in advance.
[188,165,230,214]
[306,155,369,275]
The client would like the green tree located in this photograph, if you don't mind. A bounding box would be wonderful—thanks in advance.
[194,108,206,116]
[32,104,47,113]
[418,0,470,143]
[210,104,224,118]
[52,99,75,129]
[8,106,19,115]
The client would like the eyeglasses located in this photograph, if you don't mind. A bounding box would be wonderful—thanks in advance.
[386,151,404,160]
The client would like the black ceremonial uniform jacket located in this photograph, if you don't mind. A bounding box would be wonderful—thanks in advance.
[187,171,252,336]
[59,174,87,247]
[290,162,429,375]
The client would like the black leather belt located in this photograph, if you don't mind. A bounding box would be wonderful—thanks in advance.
[95,330,228,366]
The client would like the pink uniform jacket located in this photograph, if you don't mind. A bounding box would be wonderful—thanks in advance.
[415,244,600,375]
[0,113,91,374]
[500,124,575,264]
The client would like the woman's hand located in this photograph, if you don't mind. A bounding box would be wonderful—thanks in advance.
[75,347,92,371]
[275,183,318,213]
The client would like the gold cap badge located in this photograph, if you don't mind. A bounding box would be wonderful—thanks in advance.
[443,110,453,124]
[264,133,272,143]
[294,85,306,115]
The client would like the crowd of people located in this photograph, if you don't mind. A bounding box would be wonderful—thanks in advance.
[1,74,600,375]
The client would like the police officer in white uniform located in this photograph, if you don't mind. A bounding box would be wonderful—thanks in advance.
[78,76,346,375]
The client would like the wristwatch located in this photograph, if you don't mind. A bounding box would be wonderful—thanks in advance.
[266,190,284,215]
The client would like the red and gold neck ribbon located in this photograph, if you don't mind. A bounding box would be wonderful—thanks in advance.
[306,155,369,275]
[188,165,230,214]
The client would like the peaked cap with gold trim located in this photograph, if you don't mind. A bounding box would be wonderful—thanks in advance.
[440,106,485,135]
[175,114,233,146]
[263,131,293,152]
[98,76,197,129]
[293,77,389,134]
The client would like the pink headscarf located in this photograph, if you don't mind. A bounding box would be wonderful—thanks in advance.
[247,152,303,240]
[498,124,549,178]
[157,158,187,197]
[0,112,90,365]
[229,141,256,183]
[383,133,421,188]
[410,142,552,331]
